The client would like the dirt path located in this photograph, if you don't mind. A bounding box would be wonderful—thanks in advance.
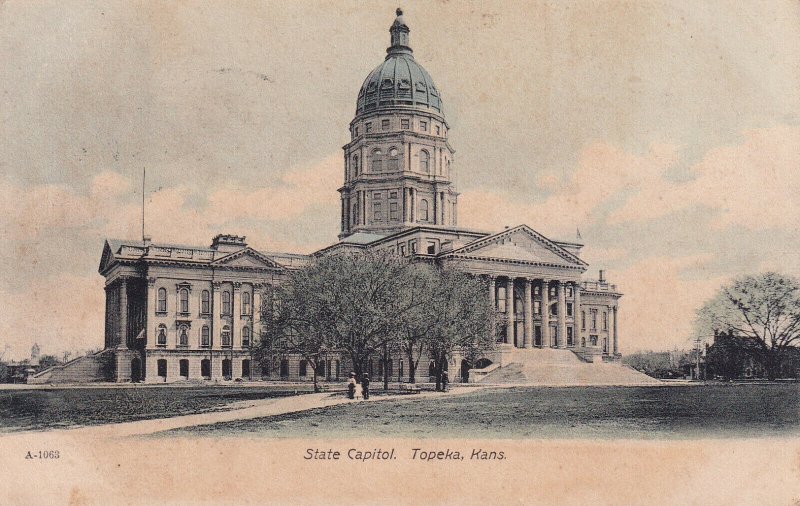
[41,387,484,439]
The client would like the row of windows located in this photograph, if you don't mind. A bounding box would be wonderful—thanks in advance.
[354,118,442,137]
[581,309,609,331]
[156,288,252,316]
[351,149,441,177]
[153,358,251,380]
[155,324,252,348]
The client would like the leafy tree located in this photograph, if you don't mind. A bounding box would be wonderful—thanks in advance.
[38,354,60,369]
[696,272,800,380]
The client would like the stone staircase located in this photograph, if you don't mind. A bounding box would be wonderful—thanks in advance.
[27,349,116,384]
[476,348,660,386]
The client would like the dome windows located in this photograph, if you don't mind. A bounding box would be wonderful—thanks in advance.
[419,150,430,173]
[371,149,383,172]
[419,199,429,221]
[388,147,400,171]
[352,155,359,177]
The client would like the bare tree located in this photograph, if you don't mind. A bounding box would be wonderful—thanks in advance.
[260,250,429,385]
[696,272,800,380]
[425,268,497,391]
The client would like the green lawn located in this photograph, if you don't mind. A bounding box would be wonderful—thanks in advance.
[0,385,311,432]
[170,383,800,439]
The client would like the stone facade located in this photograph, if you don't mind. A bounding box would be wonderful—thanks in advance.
[88,9,622,384]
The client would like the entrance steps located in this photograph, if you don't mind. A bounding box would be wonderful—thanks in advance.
[476,348,660,386]
[27,349,115,384]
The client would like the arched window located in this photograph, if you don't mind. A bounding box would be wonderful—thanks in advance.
[242,291,251,315]
[371,149,383,172]
[242,326,251,347]
[157,288,167,313]
[201,290,210,314]
[419,199,429,221]
[201,359,211,379]
[201,325,210,347]
[156,324,167,347]
[178,325,189,346]
[419,150,430,173]
[388,147,400,171]
[179,288,189,314]
[222,291,231,315]
[221,325,231,347]
[353,155,359,177]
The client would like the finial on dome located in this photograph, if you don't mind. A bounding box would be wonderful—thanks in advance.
[389,7,411,55]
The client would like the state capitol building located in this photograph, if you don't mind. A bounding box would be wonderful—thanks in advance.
[33,10,622,384]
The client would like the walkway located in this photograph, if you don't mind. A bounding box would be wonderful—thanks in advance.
[53,387,480,439]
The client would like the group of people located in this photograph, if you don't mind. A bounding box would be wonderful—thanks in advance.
[346,372,370,400]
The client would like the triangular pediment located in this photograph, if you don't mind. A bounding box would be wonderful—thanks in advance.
[98,240,115,274]
[212,248,283,270]
[446,225,587,267]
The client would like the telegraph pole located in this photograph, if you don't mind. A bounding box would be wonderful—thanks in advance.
[695,337,702,381]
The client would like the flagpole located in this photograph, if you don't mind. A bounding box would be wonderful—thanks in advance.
[142,167,146,242]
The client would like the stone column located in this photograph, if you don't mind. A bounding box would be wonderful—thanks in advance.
[541,279,550,347]
[232,282,241,348]
[253,285,262,348]
[523,278,532,348]
[505,278,514,345]
[146,277,156,350]
[488,276,496,342]
[557,281,567,348]
[433,188,438,225]
[613,306,619,355]
[118,277,128,348]
[212,282,222,350]
[574,282,581,347]
[403,188,408,223]
[410,188,416,222]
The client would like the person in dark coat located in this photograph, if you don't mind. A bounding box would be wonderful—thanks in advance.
[347,372,356,399]
[361,374,370,400]
[441,370,449,392]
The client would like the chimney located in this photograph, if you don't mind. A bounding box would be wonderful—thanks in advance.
[210,234,248,253]
[599,269,606,283]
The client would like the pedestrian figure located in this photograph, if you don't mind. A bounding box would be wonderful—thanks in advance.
[441,370,449,392]
[347,372,356,399]
[361,374,370,400]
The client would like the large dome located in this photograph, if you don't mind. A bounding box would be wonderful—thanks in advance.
[355,10,444,119]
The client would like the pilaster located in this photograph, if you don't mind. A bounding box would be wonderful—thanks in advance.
[523,278,532,348]
[557,281,567,349]
[541,279,550,347]
[505,278,514,345]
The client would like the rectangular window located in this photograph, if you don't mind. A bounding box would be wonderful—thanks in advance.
[389,191,398,199]
[401,119,410,129]
[567,326,574,346]
[201,327,210,347]
[426,241,436,255]
[354,126,359,136]
[409,241,417,254]
[420,121,427,132]
[534,325,542,347]
[566,302,573,317]
[381,119,390,130]
[581,311,586,330]
[373,192,382,199]
[534,300,541,315]
[435,125,440,135]
[373,202,382,221]
[399,243,406,256]
[603,311,608,330]
[365,122,372,133]
[497,287,506,313]
[591,309,598,330]
[389,202,398,220]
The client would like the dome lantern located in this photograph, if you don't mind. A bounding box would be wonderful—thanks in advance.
[389,8,411,56]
